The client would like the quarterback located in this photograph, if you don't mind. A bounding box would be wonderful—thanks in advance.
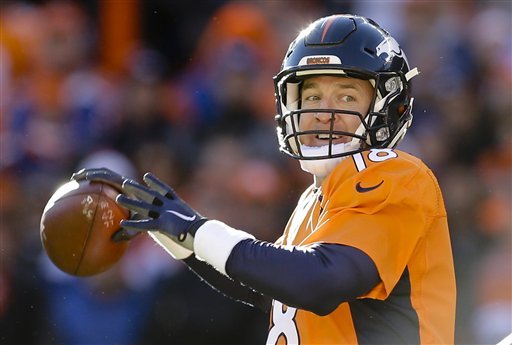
[74,14,456,344]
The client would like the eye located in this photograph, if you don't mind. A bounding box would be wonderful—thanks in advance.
[341,95,356,102]
[305,95,320,101]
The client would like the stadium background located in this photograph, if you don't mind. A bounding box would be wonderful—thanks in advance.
[0,0,510,344]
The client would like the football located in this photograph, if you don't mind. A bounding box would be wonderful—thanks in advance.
[40,180,130,276]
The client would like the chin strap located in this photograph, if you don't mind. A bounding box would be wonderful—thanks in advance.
[300,156,347,178]
[299,143,355,178]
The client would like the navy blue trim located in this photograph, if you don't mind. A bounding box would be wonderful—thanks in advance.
[349,268,420,344]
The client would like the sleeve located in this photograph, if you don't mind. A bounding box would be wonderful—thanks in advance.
[226,240,380,316]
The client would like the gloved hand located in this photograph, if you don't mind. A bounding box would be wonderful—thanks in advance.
[115,172,207,251]
[72,167,144,242]
[72,168,195,259]
[71,167,128,192]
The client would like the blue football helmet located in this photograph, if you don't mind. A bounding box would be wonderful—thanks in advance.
[274,14,419,161]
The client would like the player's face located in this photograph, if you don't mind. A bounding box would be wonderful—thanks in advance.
[299,76,374,147]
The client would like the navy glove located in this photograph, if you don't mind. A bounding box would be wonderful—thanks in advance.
[71,167,128,192]
[71,167,148,242]
[115,172,207,250]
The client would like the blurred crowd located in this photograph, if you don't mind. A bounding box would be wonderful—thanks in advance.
[0,0,510,344]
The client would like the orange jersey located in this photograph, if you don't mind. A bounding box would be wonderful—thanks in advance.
[267,149,456,344]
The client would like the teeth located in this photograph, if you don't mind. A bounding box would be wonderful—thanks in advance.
[317,134,340,139]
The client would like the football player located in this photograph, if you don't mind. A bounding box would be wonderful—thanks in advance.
[73,14,456,344]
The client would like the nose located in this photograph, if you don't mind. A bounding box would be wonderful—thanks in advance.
[314,111,334,124]
[314,98,338,123]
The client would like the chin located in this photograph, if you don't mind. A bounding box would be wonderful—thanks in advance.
[298,142,358,178]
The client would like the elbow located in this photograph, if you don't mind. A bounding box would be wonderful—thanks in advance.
[301,293,343,316]
[287,281,345,316]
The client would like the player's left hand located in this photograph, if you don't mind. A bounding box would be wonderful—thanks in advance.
[114,172,207,251]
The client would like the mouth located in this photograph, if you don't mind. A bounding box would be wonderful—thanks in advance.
[317,133,340,140]
[312,133,347,145]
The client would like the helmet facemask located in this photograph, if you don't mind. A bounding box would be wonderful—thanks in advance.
[275,68,408,160]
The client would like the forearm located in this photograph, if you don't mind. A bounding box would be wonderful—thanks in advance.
[193,220,380,316]
[183,255,272,312]
[226,240,380,316]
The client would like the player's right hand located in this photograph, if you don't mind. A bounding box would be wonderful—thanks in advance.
[115,172,207,251]
[71,167,128,192]
[72,168,193,259]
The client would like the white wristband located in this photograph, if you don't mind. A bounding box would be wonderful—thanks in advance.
[149,231,193,260]
[194,220,254,276]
